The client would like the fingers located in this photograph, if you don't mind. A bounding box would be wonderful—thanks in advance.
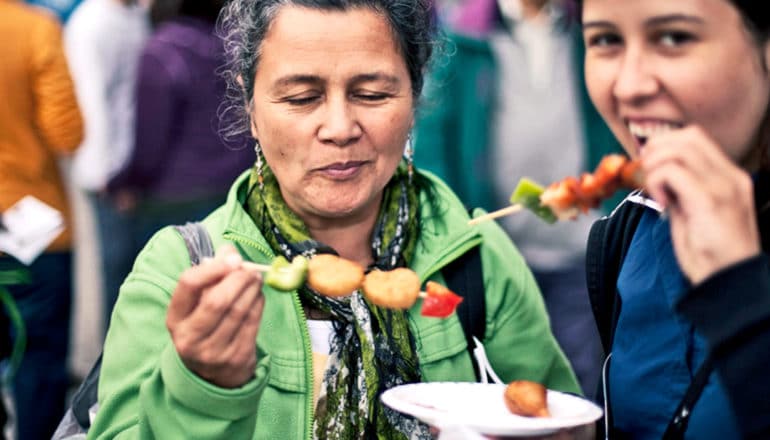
[167,255,242,329]
[167,244,267,387]
[641,125,745,210]
[197,269,264,347]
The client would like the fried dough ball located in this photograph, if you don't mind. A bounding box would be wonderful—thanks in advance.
[362,268,421,309]
[306,254,365,297]
[503,380,550,418]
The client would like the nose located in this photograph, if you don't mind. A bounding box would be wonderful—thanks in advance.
[317,95,363,146]
[612,46,659,105]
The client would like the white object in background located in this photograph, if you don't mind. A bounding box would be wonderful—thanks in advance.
[0,196,64,265]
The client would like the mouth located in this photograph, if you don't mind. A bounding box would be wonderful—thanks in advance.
[626,120,683,149]
[315,160,368,179]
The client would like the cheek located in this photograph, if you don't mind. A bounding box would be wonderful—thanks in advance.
[683,63,770,158]
[584,60,615,117]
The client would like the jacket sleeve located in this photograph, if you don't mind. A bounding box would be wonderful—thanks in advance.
[477,217,582,395]
[31,15,83,155]
[88,228,269,439]
[108,49,176,193]
[676,255,770,440]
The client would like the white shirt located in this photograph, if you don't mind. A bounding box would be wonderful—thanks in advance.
[64,0,149,191]
[489,0,597,269]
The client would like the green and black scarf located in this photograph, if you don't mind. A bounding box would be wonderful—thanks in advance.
[245,162,432,440]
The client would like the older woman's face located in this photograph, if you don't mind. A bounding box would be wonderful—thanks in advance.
[250,6,414,225]
[582,0,770,165]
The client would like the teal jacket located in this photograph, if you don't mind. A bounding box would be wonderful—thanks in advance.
[414,29,623,212]
[88,171,580,439]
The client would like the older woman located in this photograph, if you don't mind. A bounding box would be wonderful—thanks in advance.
[87,0,579,438]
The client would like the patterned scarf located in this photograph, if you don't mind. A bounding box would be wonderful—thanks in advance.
[245,162,432,440]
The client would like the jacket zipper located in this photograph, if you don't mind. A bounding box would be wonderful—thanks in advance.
[225,232,314,440]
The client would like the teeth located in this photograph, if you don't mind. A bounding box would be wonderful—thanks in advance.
[628,122,679,139]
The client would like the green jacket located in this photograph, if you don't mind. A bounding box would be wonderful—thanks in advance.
[414,29,623,212]
[88,171,579,439]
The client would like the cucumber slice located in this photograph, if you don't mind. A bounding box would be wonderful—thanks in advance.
[265,255,308,291]
[509,178,557,224]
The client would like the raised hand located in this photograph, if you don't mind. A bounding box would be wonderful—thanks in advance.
[166,244,265,388]
[641,125,761,284]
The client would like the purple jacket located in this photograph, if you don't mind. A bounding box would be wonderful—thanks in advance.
[109,17,252,200]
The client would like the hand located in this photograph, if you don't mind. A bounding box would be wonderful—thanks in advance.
[166,244,265,388]
[641,125,761,284]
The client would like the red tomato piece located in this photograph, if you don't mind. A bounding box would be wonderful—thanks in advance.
[421,281,464,318]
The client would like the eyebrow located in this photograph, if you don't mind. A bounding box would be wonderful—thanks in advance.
[583,14,706,30]
[271,72,402,91]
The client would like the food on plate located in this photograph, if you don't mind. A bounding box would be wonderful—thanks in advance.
[261,255,309,291]
[470,154,643,225]
[362,268,421,309]
[503,380,550,418]
[306,253,366,297]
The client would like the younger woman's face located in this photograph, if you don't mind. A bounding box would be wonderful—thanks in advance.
[582,0,770,166]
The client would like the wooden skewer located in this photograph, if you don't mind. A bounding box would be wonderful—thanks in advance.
[468,204,525,226]
[241,261,273,272]
[200,256,272,272]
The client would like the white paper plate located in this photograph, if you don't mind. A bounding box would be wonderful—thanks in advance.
[381,382,603,436]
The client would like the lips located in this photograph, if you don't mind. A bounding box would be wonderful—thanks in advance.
[315,160,368,179]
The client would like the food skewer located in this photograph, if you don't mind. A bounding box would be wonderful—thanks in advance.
[467,204,524,226]
[469,154,643,226]
[234,253,464,318]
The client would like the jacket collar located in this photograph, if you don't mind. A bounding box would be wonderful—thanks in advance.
[219,170,483,278]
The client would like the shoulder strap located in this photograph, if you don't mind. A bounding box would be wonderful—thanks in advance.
[662,356,715,439]
[174,222,215,264]
[586,200,645,353]
[441,245,485,377]
[66,222,214,431]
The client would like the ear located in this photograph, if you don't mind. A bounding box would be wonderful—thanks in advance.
[250,117,259,140]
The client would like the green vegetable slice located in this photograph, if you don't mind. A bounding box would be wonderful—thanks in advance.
[509,178,557,224]
[265,255,308,291]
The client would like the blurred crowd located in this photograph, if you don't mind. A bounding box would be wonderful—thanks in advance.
[1,0,251,438]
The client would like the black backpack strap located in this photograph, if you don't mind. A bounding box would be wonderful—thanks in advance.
[586,198,644,439]
[441,245,485,378]
[67,222,214,431]
[70,353,102,428]
[662,356,715,440]
[586,199,645,354]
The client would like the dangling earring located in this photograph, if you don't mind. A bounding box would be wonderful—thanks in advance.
[404,134,414,183]
[254,140,264,190]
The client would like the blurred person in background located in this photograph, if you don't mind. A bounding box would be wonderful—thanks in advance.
[64,0,150,332]
[107,0,253,252]
[26,0,83,22]
[414,0,622,397]
[0,1,83,438]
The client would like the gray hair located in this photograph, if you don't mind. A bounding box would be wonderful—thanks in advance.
[217,0,437,140]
